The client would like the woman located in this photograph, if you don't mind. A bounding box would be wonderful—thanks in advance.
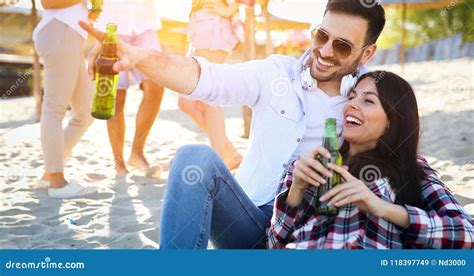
[91,0,165,178]
[34,0,98,198]
[178,0,243,170]
[267,71,473,249]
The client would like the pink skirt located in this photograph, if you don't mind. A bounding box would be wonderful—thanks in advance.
[188,10,239,53]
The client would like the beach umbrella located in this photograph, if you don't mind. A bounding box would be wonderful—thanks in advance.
[267,0,327,24]
[381,0,463,10]
[258,0,273,56]
[240,0,257,139]
[380,0,465,72]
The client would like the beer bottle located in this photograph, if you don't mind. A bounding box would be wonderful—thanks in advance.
[91,23,118,120]
[312,118,342,215]
[91,0,103,13]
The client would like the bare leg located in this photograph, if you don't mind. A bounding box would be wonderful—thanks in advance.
[192,49,242,170]
[107,89,128,176]
[128,80,164,172]
[178,97,207,132]
[42,172,67,188]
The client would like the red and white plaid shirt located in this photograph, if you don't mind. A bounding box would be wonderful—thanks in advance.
[267,157,474,249]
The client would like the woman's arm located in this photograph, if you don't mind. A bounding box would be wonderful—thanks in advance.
[41,0,82,9]
[323,163,473,248]
[267,155,331,249]
[268,147,338,249]
[267,190,301,249]
[378,201,410,228]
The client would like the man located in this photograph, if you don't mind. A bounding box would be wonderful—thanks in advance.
[91,0,165,177]
[81,0,385,248]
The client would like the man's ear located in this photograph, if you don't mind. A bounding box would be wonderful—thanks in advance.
[360,44,377,65]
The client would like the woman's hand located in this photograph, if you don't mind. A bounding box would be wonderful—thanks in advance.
[88,9,101,23]
[286,146,333,207]
[88,0,103,22]
[202,2,239,18]
[319,164,387,217]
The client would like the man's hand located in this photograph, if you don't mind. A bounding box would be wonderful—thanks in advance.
[86,42,101,80]
[79,21,201,94]
[79,21,144,77]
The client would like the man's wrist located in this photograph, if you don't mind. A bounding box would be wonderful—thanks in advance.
[135,47,156,68]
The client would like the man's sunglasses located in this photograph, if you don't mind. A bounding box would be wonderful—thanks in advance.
[311,27,371,59]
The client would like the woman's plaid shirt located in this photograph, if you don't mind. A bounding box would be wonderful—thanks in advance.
[267,158,473,249]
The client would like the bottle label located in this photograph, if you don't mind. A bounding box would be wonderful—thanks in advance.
[96,75,115,97]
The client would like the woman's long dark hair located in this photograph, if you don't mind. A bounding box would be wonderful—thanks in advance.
[339,71,425,208]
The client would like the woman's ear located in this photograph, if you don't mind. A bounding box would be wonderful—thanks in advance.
[360,44,377,65]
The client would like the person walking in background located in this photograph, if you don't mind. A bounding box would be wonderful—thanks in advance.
[90,0,165,178]
[34,0,98,198]
[178,0,243,170]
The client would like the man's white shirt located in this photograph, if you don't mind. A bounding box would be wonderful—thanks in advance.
[186,53,365,206]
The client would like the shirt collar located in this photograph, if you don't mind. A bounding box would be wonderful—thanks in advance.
[292,49,312,77]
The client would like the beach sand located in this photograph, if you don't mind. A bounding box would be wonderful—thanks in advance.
[0,58,472,249]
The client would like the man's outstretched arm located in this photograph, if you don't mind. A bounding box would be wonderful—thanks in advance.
[80,21,200,95]
[80,21,272,107]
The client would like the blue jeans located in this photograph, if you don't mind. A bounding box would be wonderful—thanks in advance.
[159,145,274,249]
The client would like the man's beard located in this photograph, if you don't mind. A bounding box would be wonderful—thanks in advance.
[310,51,363,83]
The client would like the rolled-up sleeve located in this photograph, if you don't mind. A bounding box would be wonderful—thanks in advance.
[184,56,275,107]
[267,190,299,249]
[267,160,310,249]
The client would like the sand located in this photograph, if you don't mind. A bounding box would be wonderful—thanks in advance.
[0,58,472,249]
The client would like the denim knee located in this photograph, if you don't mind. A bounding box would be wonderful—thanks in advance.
[174,144,219,166]
[170,144,221,187]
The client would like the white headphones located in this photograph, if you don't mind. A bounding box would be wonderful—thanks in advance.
[301,55,359,97]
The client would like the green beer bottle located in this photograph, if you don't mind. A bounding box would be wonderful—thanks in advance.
[91,23,118,120]
[313,118,343,215]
